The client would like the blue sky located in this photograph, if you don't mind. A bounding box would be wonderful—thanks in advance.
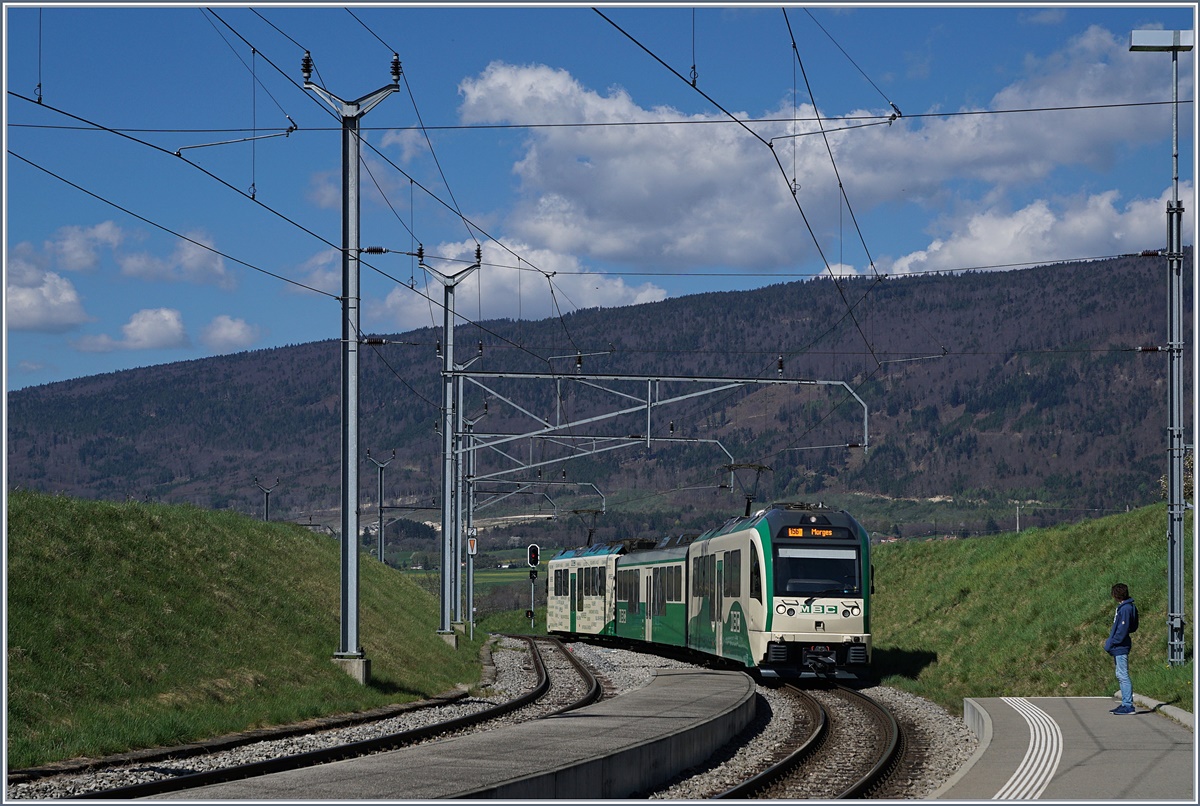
[4,3,1196,390]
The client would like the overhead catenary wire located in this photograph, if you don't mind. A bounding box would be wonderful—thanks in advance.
[594,7,882,373]
[190,11,588,372]
[8,90,576,382]
[9,149,337,298]
[803,7,901,120]
[10,99,1191,138]
[345,7,478,247]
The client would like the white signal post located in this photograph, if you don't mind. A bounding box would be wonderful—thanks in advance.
[467,530,478,641]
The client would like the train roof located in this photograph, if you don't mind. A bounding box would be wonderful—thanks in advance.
[550,542,625,561]
[694,501,862,541]
[551,531,699,561]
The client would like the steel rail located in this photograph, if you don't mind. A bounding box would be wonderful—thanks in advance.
[834,685,904,799]
[713,685,828,799]
[64,636,553,800]
[531,635,604,716]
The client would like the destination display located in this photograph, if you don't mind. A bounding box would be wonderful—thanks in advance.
[784,526,852,539]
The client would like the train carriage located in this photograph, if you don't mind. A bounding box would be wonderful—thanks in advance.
[612,539,690,648]
[548,501,872,680]
[546,543,621,636]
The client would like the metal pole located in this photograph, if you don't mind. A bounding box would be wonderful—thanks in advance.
[454,373,465,624]
[1130,29,1192,666]
[1166,45,1186,666]
[254,477,278,522]
[367,449,395,565]
[441,276,457,634]
[425,249,480,635]
[304,53,399,664]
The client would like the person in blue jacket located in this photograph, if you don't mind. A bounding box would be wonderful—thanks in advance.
[1103,583,1138,715]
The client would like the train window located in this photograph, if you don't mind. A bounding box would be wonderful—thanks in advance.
[576,571,585,610]
[750,544,762,602]
[724,550,741,598]
[652,568,666,616]
[774,547,860,596]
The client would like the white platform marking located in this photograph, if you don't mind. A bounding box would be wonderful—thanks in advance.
[993,697,1063,800]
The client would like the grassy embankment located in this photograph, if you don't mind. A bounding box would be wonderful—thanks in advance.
[7,492,1191,769]
[6,491,488,770]
[872,503,1193,714]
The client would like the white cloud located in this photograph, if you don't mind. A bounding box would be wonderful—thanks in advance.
[460,62,801,270]
[118,231,234,289]
[287,248,342,295]
[200,315,262,352]
[45,221,124,271]
[5,242,91,332]
[380,128,427,165]
[306,169,340,210]
[367,238,666,331]
[75,308,189,353]
[455,29,1191,274]
[885,183,1194,275]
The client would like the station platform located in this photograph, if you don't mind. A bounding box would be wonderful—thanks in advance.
[159,668,756,800]
[933,694,1194,801]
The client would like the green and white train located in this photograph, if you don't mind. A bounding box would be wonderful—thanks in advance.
[546,502,873,679]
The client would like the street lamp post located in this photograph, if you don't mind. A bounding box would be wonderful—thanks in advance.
[1130,29,1193,666]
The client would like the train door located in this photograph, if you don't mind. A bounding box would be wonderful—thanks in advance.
[714,555,724,657]
[645,570,654,641]
[569,571,577,632]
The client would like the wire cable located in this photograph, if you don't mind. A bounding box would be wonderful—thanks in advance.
[9,149,338,298]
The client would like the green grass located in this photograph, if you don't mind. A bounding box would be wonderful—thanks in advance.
[6,491,487,769]
[872,503,1193,715]
[7,492,1192,769]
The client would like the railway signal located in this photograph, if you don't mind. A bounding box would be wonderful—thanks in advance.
[527,543,540,568]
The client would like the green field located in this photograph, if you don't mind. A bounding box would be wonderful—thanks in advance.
[871,503,1193,714]
[5,491,1192,770]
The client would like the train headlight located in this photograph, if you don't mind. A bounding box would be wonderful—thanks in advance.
[787,608,796,617]
[851,605,861,616]
[842,609,851,618]
[776,604,786,615]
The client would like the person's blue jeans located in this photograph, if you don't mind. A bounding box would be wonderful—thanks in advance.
[1114,653,1133,708]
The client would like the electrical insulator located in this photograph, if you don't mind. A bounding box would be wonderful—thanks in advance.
[436,340,442,357]
[391,53,401,83]
[475,244,483,264]
[669,421,675,434]
[301,51,313,83]
[483,400,489,414]
[576,352,583,373]
[417,244,424,263]
[778,355,784,376]
[362,246,386,255]
[478,340,484,356]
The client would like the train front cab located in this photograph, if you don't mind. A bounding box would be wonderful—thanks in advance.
[753,505,872,681]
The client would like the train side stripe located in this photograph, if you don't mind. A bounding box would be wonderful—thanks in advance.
[993,697,1063,800]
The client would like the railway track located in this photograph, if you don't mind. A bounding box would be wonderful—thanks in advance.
[7,635,598,800]
[715,684,904,800]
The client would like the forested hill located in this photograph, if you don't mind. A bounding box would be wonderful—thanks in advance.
[7,252,1193,535]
